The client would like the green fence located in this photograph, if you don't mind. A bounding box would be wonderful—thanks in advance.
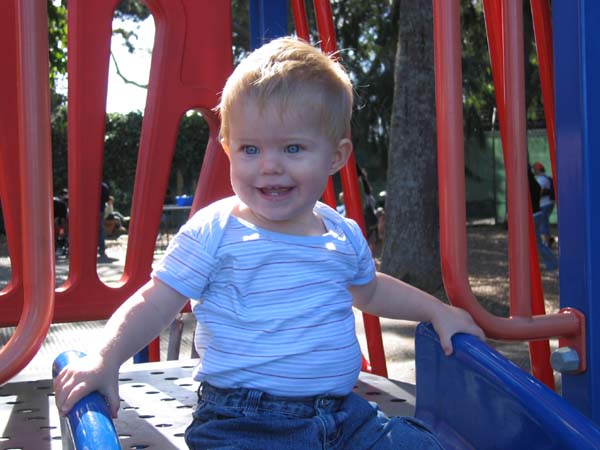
[465,129,556,224]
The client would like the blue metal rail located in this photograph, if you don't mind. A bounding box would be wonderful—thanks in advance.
[52,351,120,450]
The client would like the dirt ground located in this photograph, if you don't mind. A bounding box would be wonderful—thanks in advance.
[464,224,559,316]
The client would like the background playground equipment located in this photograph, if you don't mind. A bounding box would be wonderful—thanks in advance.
[0,0,599,448]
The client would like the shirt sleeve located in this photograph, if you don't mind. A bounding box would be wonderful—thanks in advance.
[343,217,376,286]
[152,210,222,300]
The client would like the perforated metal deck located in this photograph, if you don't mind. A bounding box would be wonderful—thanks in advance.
[0,359,415,449]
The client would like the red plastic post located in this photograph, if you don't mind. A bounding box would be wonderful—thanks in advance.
[290,0,310,41]
[530,0,558,196]
[482,0,556,387]
[0,0,55,384]
[0,0,25,303]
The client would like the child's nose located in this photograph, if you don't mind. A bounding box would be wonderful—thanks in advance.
[259,152,283,174]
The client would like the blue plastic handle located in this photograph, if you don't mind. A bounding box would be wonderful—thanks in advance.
[52,350,121,450]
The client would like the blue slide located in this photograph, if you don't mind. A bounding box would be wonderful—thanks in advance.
[414,323,600,449]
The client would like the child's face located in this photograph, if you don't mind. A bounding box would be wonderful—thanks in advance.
[222,97,351,234]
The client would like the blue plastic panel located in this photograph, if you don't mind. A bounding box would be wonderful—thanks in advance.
[553,0,600,422]
[414,323,600,450]
[249,0,288,50]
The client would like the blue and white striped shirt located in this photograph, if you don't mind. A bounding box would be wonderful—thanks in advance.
[152,196,375,396]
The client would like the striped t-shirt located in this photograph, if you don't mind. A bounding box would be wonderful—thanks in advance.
[152,196,375,396]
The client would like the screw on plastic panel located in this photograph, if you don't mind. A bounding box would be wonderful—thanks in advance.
[550,347,580,373]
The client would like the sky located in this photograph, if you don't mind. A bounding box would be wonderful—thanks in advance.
[105,17,155,113]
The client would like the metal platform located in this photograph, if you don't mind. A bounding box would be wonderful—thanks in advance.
[0,359,416,450]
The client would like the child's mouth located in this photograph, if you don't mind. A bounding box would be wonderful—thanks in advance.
[259,186,293,196]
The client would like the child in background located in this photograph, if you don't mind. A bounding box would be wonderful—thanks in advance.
[532,161,556,247]
[54,36,484,449]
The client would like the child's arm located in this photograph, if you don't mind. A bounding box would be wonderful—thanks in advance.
[350,272,485,355]
[53,278,188,417]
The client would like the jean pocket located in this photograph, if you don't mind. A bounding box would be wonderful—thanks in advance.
[400,417,445,449]
[193,400,244,422]
[401,417,434,433]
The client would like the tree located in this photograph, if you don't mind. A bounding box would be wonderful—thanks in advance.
[380,0,441,293]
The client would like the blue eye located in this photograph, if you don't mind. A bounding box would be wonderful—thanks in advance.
[243,145,259,155]
[285,144,301,154]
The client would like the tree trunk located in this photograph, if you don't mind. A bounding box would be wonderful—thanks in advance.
[381,0,441,294]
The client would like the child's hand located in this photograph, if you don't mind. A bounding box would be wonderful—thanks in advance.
[431,305,485,356]
[53,354,120,418]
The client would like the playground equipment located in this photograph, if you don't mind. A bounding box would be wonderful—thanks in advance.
[0,0,599,448]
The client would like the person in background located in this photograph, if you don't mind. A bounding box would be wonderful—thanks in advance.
[54,36,483,450]
[104,195,128,237]
[53,189,69,256]
[528,164,558,272]
[532,161,556,247]
[98,181,110,261]
[336,191,346,216]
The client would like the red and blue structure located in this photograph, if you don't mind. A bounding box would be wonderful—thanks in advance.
[0,0,599,448]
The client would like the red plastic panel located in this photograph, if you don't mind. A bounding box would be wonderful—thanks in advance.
[0,0,55,384]
[0,0,234,327]
[0,0,25,307]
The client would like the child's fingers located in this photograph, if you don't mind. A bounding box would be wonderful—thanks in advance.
[62,380,95,415]
[472,324,486,341]
[53,369,74,413]
[104,384,121,418]
[440,335,453,356]
[463,318,486,341]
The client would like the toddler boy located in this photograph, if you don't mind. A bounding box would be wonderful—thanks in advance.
[55,36,483,449]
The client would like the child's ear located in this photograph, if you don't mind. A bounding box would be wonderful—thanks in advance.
[221,138,231,159]
[329,138,353,175]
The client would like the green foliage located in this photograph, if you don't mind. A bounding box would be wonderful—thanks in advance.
[102,111,209,213]
[171,112,210,197]
[460,1,544,137]
[51,105,68,194]
[51,110,210,214]
[114,0,151,21]
[102,112,143,210]
[112,0,151,54]
[461,0,496,139]
[47,0,67,95]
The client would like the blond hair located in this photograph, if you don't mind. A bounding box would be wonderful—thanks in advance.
[217,36,353,143]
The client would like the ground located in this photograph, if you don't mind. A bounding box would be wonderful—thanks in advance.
[464,224,559,316]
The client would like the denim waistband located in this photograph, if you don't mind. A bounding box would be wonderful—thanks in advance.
[198,382,346,418]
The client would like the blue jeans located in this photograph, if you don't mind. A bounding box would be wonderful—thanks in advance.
[185,383,444,450]
[534,212,558,271]
[539,202,554,237]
